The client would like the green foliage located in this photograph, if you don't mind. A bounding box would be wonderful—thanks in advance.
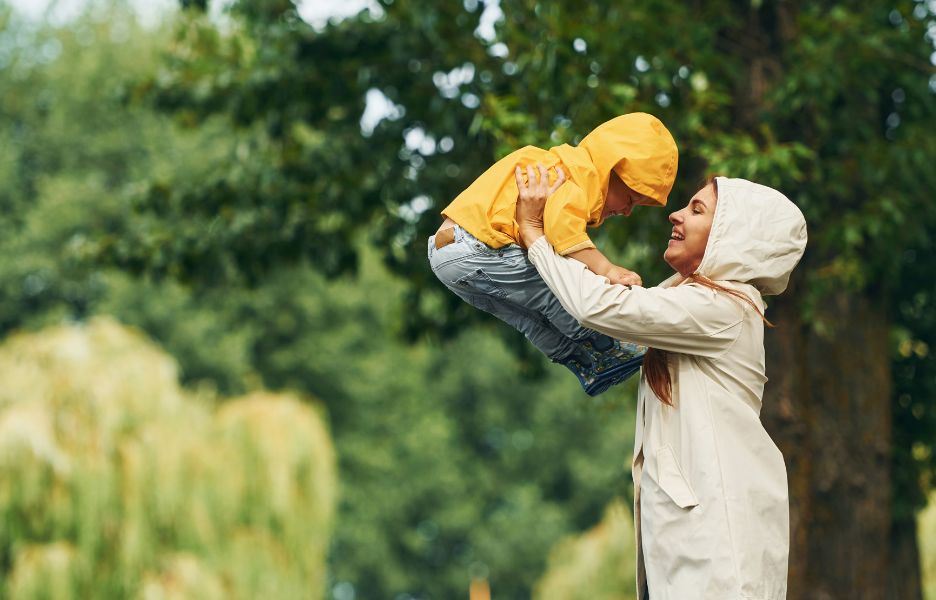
[121,0,936,523]
[0,8,641,597]
[99,0,936,365]
[0,318,336,599]
[51,215,639,598]
[920,492,936,600]
[5,0,936,597]
[892,239,936,519]
[97,244,641,599]
[533,500,637,600]
[0,0,234,337]
[186,249,639,599]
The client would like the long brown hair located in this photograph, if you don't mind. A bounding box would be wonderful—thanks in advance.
[642,276,773,406]
[642,177,774,406]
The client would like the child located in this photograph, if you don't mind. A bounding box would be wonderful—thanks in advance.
[427,113,678,395]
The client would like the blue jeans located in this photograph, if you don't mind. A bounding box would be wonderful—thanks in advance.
[427,225,622,363]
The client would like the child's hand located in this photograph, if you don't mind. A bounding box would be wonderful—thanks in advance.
[606,265,642,287]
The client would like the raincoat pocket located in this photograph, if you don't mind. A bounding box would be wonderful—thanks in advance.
[656,445,700,509]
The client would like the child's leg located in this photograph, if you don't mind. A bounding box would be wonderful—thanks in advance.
[429,227,633,353]
[428,226,645,394]
[509,251,646,395]
[428,227,578,361]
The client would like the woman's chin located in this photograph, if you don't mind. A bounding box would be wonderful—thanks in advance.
[663,250,676,271]
[663,249,691,276]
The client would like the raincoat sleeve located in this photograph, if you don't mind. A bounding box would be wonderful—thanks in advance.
[543,183,596,255]
[527,237,743,357]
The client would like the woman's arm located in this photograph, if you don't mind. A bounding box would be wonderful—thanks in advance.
[527,238,742,356]
[516,164,742,357]
[514,164,639,286]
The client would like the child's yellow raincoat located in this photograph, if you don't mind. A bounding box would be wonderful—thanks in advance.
[441,112,678,255]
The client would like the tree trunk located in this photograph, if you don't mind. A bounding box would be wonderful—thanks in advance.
[888,513,924,600]
[762,293,896,599]
[724,1,924,595]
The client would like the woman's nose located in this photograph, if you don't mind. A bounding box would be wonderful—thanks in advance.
[669,211,681,224]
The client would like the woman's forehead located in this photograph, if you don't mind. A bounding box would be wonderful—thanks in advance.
[691,183,717,207]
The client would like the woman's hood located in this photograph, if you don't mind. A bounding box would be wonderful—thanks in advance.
[693,177,807,296]
[550,113,678,214]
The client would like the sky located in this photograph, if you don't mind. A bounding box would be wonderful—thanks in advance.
[4,0,503,36]
[5,0,388,29]
[1,0,504,146]
[7,0,174,27]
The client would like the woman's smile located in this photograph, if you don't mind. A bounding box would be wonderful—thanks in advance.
[663,182,717,275]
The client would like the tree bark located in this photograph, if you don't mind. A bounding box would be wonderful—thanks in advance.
[888,513,924,600]
[724,1,924,596]
[762,293,894,599]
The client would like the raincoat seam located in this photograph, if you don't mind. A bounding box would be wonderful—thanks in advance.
[706,317,744,338]
[701,375,745,590]
[714,317,744,360]
[681,282,745,359]
[591,317,742,341]
[711,284,759,360]
[592,319,742,341]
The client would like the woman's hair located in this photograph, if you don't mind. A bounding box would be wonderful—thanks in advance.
[642,277,773,406]
[641,177,774,406]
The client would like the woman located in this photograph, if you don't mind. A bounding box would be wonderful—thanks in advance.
[515,165,807,600]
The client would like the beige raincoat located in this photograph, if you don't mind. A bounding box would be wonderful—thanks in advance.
[527,177,807,599]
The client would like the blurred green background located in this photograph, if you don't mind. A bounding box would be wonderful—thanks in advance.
[1,0,935,598]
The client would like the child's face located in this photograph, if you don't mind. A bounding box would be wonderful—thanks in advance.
[602,173,653,219]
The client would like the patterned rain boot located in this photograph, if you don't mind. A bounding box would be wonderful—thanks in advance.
[579,337,646,397]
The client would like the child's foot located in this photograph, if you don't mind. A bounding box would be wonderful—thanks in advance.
[561,339,646,396]
[607,339,646,369]
[582,353,644,396]
[560,350,599,391]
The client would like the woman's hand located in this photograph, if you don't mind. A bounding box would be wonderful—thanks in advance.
[515,163,565,248]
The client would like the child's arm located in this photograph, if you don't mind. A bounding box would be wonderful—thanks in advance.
[524,165,641,286]
[567,248,613,276]
[567,248,642,286]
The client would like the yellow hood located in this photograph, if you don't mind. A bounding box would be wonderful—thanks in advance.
[551,112,678,210]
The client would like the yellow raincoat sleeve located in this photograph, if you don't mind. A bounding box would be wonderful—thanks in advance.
[527,237,743,357]
[543,183,596,255]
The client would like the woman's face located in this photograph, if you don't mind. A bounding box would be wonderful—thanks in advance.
[664,182,717,276]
